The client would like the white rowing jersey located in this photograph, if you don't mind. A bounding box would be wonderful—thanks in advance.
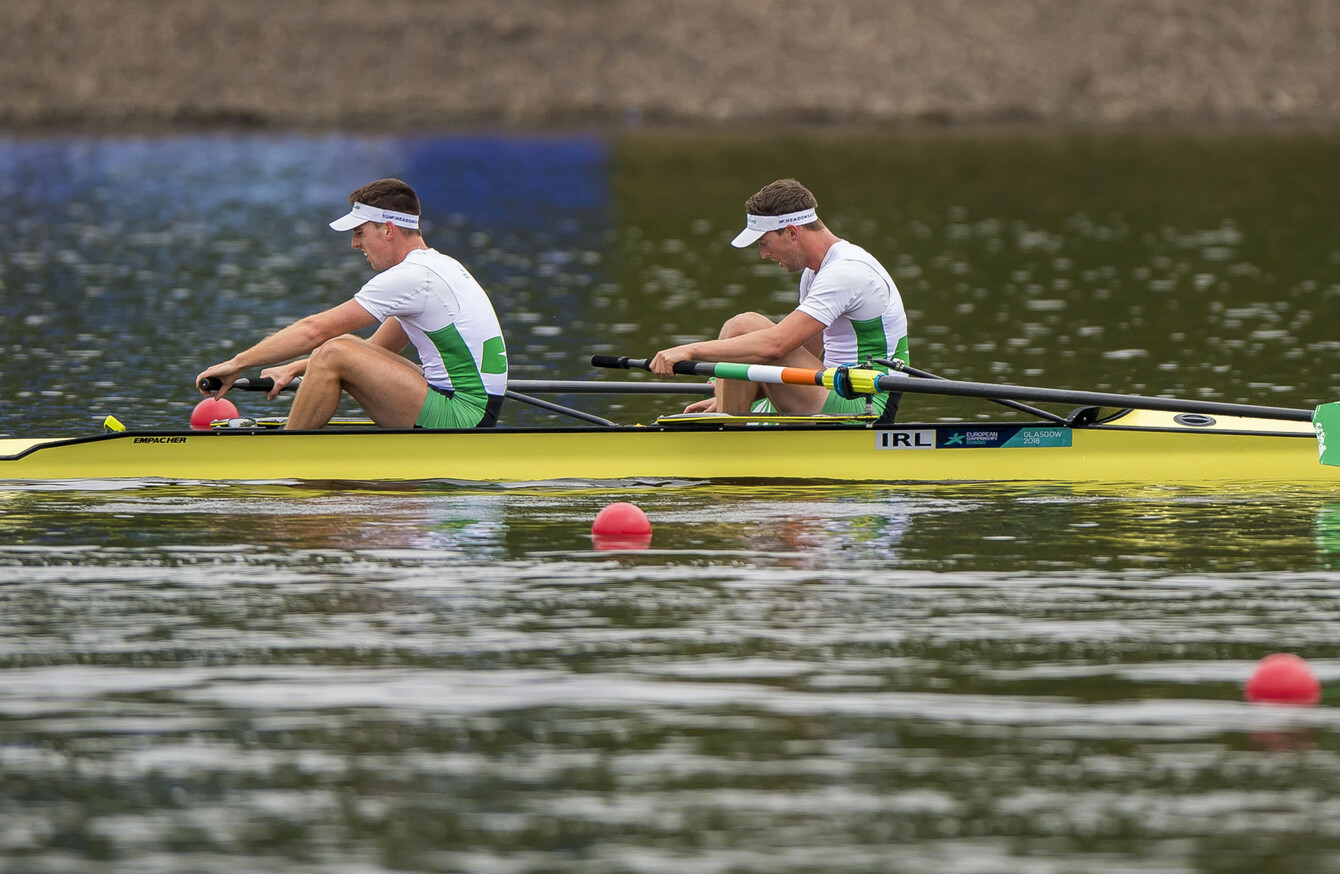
[353,248,508,400]
[796,239,909,372]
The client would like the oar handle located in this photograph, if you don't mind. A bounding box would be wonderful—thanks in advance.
[590,354,701,376]
[591,354,649,371]
[198,376,300,393]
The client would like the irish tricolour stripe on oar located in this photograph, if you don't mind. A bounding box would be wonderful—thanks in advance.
[710,362,805,384]
[1316,403,1340,466]
[696,361,862,389]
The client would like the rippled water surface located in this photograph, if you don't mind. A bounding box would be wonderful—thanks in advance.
[2,483,1340,873]
[2,130,1340,872]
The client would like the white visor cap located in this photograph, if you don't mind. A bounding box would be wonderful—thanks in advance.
[730,208,818,248]
[329,201,421,232]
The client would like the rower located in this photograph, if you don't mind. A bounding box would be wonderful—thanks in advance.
[649,178,909,423]
[195,178,508,430]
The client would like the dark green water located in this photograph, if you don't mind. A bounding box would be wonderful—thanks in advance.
[1,130,1339,872]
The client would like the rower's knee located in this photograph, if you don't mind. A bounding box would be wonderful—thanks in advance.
[308,334,367,372]
[720,311,774,339]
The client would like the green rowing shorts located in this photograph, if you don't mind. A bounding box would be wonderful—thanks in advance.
[416,386,489,429]
[751,391,891,418]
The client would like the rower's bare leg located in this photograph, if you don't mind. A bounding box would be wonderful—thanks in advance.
[685,312,761,414]
[286,335,428,430]
[712,312,829,415]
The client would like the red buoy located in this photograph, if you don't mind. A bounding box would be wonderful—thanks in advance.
[592,502,652,537]
[190,397,239,430]
[1245,653,1321,705]
[592,502,652,549]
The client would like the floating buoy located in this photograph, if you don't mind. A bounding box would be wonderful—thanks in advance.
[190,397,239,430]
[592,502,652,537]
[1245,653,1321,705]
[592,502,652,549]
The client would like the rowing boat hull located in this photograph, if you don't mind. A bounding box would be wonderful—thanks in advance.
[1,412,1333,486]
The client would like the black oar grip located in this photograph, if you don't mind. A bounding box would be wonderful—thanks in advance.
[590,354,649,371]
[198,376,280,393]
[589,355,702,377]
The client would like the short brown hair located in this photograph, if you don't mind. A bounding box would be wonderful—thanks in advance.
[349,178,421,231]
[745,178,825,230]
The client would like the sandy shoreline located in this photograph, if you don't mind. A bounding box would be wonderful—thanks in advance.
[5,1,1340,133]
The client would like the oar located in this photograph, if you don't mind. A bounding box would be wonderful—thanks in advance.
[199,376,297,394]
[512,379,711,395]
[199,376,711,395]
[873,358,1066,424]
[198,375,710,428]
[504,391,616,426]
[590,355,1319,423]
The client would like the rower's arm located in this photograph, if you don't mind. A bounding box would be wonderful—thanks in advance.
[236,299,376,368]
[197,299,377,395]
[258,311,403,393]
[368,316,411,354]
[652,310,825,375]
[802,331,824,361]
[736,310,825,361]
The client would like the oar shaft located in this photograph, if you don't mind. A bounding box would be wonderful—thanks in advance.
[511,379,710,395]
[505,391,617,426]
[590,355,824,386]
[886,359,1064,424]
[591,355,1316,423]
[200,374,710,396]
[877,375,1314,422]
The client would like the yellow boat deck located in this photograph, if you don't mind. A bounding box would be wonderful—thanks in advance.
[0,410,1332,486]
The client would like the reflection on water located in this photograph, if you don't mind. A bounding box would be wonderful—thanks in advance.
[1320,504,1340,570]
[1,483,1340,872]
[4,129,1340,872]
[4,481,1336,573]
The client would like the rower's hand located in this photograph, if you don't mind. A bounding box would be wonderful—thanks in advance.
[195,361,241,399]
[684,397,717,414]
[260,360,307,400]
[650,345,692,377]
